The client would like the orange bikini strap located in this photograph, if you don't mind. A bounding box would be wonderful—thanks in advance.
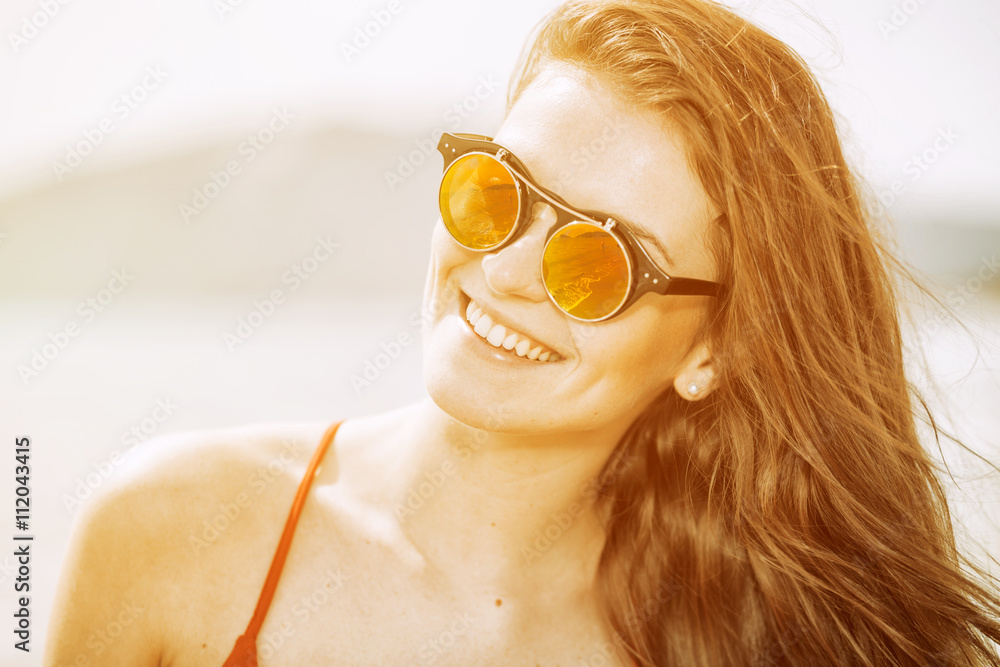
[243,420,344,639]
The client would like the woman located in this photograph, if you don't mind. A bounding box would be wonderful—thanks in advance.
[45,0,1000,665]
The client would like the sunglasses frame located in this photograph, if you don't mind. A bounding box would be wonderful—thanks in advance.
[436,131,722,322]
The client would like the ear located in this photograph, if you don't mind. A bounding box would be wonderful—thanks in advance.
[672,339,715,401]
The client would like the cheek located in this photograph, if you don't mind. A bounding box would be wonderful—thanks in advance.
[616,327,676,379]
[576,306,701,380]
[431,218,474,272]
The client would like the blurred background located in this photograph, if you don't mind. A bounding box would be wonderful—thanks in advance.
[0,0,998,663]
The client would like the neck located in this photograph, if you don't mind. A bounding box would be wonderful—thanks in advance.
[360,396,639,603]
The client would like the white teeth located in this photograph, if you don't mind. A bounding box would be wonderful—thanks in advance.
[486,324,506,347]
[473,313,493,337]
[463,296,562,362]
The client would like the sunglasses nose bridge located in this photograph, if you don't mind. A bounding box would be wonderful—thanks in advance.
[479,200,555,304]
[515,173,579,237]
[491,198,557,260]
[522,199,561,240]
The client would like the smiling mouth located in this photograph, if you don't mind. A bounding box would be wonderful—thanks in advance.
[459,292,562,362]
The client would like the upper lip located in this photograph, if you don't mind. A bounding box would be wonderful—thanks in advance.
[463,291,563,357]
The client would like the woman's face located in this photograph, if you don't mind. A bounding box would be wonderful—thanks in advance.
[421,62,720,434]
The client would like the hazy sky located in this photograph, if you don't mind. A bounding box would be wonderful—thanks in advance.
[1,0,998,225]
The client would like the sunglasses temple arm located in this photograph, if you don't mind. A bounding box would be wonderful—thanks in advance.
[661,277,722,297]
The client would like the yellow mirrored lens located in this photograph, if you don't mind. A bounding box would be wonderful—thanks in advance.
[542,223,630,320]
[440,154,518,250]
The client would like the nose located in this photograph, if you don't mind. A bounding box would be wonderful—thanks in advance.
[481,201,555,303]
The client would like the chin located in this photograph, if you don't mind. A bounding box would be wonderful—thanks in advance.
[422,359,504,429]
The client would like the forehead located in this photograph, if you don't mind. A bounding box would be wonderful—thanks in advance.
[493,63,718,279]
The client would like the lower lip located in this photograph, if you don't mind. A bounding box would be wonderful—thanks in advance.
[457,294,562,366]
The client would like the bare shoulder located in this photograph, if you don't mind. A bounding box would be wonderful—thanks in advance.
[115,419,333,491]
[89,419,341,560]
[70,420,334,549]
[44,420,336,667]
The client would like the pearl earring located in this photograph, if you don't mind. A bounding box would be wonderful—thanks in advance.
[687,382,700,395]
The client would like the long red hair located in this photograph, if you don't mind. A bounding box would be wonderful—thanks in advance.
[507,1,1000,664]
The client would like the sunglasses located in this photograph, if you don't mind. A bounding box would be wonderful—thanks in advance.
[436,132,723,322]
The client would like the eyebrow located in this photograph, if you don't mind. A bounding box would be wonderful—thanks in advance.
[525,176,678,270]
[494,140,677,270]
[609,214,676,270]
